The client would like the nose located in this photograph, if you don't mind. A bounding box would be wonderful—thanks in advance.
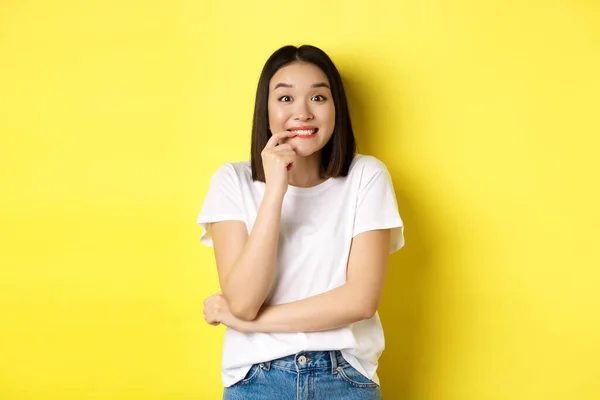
[293,100,313,121]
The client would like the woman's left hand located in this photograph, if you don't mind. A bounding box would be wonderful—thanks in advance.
[203,293,247,332]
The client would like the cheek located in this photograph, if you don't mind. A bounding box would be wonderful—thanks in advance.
[268,104,288,128]
[317,104,335,124]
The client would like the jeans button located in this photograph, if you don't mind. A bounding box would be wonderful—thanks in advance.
[298,355,307,365]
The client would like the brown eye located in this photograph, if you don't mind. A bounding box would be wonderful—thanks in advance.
[278,96,292,102]
[312,95,326,101]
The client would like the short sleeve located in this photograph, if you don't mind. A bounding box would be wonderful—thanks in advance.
[352,161,405,253]
[196,163,246,247]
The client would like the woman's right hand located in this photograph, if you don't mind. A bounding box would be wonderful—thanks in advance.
[261,131,297,196]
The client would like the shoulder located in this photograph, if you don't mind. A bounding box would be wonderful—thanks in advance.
[348,153,391,180]
[211,160,252,183]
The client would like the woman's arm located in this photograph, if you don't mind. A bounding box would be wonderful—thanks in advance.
[211,191,283,321]
[204,229,391,332]
[211,131,297,321]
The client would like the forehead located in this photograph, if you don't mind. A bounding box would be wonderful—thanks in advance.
[270,62,330,89]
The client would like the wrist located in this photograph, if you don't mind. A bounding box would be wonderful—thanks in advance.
[263,187,286,202]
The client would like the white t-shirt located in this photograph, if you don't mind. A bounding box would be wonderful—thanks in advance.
[197,153,404,387]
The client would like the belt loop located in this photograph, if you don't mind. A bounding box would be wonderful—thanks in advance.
[329,350,338,374]
[260,360,272,371]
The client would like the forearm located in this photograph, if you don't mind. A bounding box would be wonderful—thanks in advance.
[238,283,375,333]
[223,190,283,320]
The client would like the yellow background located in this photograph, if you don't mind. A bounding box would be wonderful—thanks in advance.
[1,1,599,399]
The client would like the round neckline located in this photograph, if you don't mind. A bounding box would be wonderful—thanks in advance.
[285,177,336,196]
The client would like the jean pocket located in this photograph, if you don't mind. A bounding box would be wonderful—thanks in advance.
[336,363,379,389]
[236,364,262,386]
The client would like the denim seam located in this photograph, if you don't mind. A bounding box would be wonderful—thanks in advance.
[336,367,379,389]
[270,364,333,373]
[235,365,261,386]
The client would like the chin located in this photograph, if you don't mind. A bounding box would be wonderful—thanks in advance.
[291,144,322,158]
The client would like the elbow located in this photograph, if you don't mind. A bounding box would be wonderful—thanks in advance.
[348,284,380,321]
[345,284,380,321]
[356,296,379,320]
[228,298,260,321]
[221,283,262,321]
[359,304,378,320]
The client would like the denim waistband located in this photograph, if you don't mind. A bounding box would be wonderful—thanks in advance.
[259,350,349,374]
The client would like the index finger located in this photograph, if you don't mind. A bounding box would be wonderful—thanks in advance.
[265,131,298,149]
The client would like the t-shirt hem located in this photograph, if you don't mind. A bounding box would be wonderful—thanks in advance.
[197,214,246,225]
[197,214,246,247]
[352,221,404,253]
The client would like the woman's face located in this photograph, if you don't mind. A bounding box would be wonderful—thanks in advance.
[267,62,335,157]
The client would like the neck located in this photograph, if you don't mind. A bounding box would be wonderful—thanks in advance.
[287,152,326,188]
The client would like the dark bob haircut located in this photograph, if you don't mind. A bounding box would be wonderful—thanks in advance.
[250,45,356,182]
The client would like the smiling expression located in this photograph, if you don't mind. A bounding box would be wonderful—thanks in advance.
[268,62,335,157]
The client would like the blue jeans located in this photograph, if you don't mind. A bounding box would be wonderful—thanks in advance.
[223,350,382,400]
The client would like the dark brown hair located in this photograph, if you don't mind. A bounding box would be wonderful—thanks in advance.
[250,45,356,181]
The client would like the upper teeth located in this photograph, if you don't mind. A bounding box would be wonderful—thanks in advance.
[290,129,316,135]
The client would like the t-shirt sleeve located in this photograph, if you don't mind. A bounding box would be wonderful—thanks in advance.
[352,161,405,253]
[196,163,246,247]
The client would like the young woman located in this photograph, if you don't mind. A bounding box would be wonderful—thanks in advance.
[198,44,404,399]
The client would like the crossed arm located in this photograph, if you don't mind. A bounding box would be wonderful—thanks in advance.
[203,215,391,333]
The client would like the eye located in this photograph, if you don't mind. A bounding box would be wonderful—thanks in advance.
[278,95,292,102]
[311,95,326,102]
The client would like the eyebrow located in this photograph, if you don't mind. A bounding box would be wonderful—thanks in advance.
[273,82,331,90]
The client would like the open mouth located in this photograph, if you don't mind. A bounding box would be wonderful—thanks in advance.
[287,128,318,137]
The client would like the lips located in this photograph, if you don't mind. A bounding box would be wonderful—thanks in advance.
[287,126,318,136]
